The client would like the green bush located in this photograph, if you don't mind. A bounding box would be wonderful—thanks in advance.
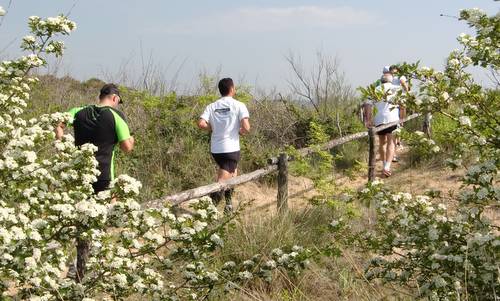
[26,74,362,202]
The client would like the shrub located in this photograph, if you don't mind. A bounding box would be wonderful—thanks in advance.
[356,7,499,300]
[0,13,311,300]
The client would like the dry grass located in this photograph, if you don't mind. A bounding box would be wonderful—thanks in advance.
[210,144,499,300]
[214,205,413,301]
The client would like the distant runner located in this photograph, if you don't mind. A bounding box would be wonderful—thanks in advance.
[198,78,250,213]
[362,66,393,128]
[389,65,408,161]
[374,74,400,177]
[364,74,400,177]
[55,83,134,281]
[373,65,392,87]
[389,65,409,92]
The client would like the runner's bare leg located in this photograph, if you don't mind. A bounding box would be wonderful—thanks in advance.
[217,168,233,181]
[378,135,387,163]
[215,168,235,213]
[385,134,396,166]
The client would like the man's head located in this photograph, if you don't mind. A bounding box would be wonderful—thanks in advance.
[389,65,399,75]
[99,83,122,107]
[218,78,235,97]
[381,73,393,84]
[382,66,391,75]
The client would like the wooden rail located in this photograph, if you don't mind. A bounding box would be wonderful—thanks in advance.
[145,165,278,208]
[144,113,421,210]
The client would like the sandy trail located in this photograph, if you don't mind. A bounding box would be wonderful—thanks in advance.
[230,148,475,216]
[184,145,498,225]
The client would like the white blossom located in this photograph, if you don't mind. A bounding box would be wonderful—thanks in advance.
[459,116,471,127]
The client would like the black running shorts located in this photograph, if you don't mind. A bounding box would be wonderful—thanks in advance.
[377,125,397,136]
[211,151,241,173]
[92,180,111,194]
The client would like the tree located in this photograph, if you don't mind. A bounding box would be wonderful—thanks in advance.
[285,50,355,136]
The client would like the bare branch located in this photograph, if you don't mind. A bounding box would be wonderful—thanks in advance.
[285,49,354,126]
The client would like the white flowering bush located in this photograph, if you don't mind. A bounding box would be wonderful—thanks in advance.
[357,182,498,299]
[0,13,312,300]
[398,129,441,164]
[356,7,499,300]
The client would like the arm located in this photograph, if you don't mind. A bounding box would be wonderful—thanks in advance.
[401,81,409,92]
[55,122,65,140]
[399,106,407,120]
[238,103,250,135]
[198,105,211,132]
[239,118,250,135]
[197,118,211,132]
[400,76,410,92]
[56,106,82,140]
[111,110,134,153]
[120,136,134,153]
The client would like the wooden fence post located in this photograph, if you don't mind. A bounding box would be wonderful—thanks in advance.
[368,127,376,183]
[76,238,89,282]
[277,153,288,213]
[423,113,432,138]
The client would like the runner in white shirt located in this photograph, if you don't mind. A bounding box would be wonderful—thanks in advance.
[389,65,408,161]
[389,65,409,92]
[198,78,250,212]
[374,74,400,177]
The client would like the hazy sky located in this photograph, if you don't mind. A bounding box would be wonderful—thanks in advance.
[1,0,498,92]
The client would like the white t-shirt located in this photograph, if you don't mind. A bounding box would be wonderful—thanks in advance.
[374,83,400,126]
[392,75,407,87]
[200,96,250,154]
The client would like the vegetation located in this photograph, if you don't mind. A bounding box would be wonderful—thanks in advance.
[0,4,498,301]
[26,64,363,202]
[357,8,499,300]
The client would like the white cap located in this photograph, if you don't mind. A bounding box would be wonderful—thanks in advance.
[383,66,391,74]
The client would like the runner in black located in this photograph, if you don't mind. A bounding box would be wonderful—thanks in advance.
[55,83,134,281]
[56,83,134,191]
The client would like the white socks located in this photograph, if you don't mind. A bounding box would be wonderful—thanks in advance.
[383,161,391,170]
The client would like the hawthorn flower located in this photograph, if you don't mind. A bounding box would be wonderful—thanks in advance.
[433,276,447,288]
[113,273,128,288]
[459,116,471,127]
[23,35,36,44]
[210,233,223,246]
[192,220,206,232]
[238,271,253,280]
[449,58,460,66]
[441,92,451,102]
[462,56,473,65]
[476,136,487,145]
[330,219,340,227]
[206,272,218,282]
[455,87,468,95]
[222,261,236,270]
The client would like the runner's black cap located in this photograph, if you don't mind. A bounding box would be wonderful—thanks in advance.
[99,83,123,104]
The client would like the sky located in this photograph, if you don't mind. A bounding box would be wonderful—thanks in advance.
[0,0,498,93]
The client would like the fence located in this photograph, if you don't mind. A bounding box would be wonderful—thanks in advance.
[144,113,421,211]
